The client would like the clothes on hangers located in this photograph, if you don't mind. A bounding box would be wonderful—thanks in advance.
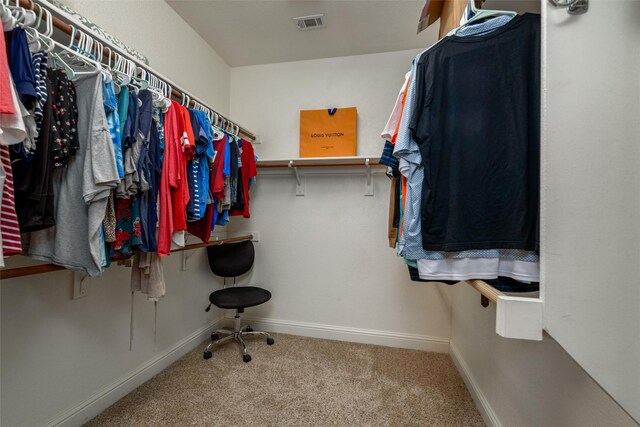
[381,13,540,288]
[410,13,540,252]
[29,70,120,276]
[1,16,257,272]
[230,138,257,218]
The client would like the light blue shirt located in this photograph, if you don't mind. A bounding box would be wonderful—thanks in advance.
[102,80,124,178]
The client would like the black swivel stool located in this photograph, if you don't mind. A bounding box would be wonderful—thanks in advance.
[203,240,274,363]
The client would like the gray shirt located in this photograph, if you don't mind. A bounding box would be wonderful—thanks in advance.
[30,71,119,276]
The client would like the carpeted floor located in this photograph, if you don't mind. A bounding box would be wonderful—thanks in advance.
[87,333,484,426]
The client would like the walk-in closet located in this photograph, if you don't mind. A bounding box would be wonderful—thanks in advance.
[1,0,638,426]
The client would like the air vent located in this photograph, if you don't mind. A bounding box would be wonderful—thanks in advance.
[294,14,325,31]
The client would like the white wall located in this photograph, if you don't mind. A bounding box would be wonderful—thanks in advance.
[1,1,231,426]
[450,285,637,427]
[231,49,421,157]
[229,50,453,350]
[542,0,640,421]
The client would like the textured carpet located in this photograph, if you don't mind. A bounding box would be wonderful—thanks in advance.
[87,333,484,426]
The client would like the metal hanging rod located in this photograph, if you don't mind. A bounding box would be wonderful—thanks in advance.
[17,0,256,141]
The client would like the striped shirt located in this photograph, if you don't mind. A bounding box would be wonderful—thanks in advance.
[1,144,22,257]
[31,51,48,138]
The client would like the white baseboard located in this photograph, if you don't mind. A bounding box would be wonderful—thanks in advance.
[449,341,502,427]
[222,314,450,353]
[44,317,225,427]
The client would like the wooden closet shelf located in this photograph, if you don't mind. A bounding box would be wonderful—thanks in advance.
[257,156,383,168]
[0,235,253,280]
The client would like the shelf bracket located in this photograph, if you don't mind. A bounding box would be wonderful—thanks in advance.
[288,161,305,196]
[496,296,544,340]
[182,250,198,271]
[364,158,373,196]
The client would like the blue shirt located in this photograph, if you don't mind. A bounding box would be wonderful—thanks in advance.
[102,80,124,178]
[186,110,215,221]
[7,27,37,109]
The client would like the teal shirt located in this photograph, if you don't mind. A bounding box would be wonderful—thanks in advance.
[117,85,130,137]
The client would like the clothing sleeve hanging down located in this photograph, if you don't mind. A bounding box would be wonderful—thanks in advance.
[381,72,411,142]
[131,252,165,301]
[409,13,540,252]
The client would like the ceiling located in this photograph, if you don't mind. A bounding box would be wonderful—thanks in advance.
[167,1,540,67]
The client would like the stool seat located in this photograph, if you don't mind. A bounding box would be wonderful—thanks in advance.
[209,286,272,310]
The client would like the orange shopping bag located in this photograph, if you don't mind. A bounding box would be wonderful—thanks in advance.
[299,107,357,157]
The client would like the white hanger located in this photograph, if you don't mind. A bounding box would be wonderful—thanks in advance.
[23,3,43,52]
[0,2,17,30]
[100,45,113,83]
[54,26,101,79]
[148,73,166,108]
[114,53,131,87]
[210,112,225,140]
[36,5,54,53]
[161,81,172,112]
[453,0,516,34]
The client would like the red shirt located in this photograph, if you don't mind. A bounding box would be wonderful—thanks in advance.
[211,133,227,200]
[157,101,190,256]
[177,105,195,160]
[0,23,15,114]
[230,139,257,218]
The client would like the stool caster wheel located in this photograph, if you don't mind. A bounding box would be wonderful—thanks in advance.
[211,333,220,341]
[243,354,251,363]
[245,326,253,332]
[267,338,275,345]
[203,351,212,360]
